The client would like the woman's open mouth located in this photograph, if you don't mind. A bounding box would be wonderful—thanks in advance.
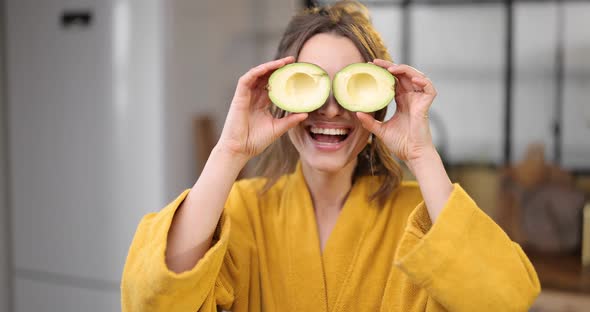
[308,126,351,144]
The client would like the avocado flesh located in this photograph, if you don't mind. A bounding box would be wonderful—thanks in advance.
[333,63,395,112]
[268,63,331,113]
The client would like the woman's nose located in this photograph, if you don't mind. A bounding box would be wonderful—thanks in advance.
[317,94,343,118]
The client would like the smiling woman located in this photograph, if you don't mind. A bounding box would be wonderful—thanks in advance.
[121,1,541,311]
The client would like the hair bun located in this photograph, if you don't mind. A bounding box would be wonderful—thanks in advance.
[329,0,371,23]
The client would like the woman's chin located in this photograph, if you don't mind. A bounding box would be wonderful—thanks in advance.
[301,155,355,175]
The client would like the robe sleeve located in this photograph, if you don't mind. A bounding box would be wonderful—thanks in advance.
[394,184,541,312]
[121,184,253,311]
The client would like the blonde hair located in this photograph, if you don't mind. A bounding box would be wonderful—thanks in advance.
[254,0,403,205]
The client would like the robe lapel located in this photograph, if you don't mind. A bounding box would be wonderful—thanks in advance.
[285,163,328,312]
[322,176,379,311]
[284,163,379,312]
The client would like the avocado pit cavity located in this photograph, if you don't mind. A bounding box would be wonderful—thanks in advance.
[268,63,331,113]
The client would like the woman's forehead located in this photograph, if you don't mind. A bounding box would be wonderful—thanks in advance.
[298,33,365,77]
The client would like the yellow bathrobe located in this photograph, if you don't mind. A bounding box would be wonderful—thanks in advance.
[121,164,540,311]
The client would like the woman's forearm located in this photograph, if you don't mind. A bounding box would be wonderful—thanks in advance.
[406,147,453,223]
[165,146,248,273]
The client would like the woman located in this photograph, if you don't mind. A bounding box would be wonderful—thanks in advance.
[121,1,540,311]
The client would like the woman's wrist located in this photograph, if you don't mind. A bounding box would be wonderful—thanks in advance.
[212,143,250,165]
[210,144,250,175]
[405,145,453,223]
[405,145,439,178]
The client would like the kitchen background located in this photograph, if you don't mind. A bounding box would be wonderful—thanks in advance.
[1,0,589,311]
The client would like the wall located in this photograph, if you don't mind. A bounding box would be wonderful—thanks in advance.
[0,0,12,309]
[161,0,300,198]
[161,0,260,198]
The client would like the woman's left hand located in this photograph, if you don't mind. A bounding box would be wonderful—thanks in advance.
[359,59,453,222]
[357,59,437,165]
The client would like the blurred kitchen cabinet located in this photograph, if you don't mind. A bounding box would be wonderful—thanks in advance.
[447,164,499,218]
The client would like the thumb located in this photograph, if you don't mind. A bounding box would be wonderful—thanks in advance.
[273,113,308,138]
[356,112,383,138]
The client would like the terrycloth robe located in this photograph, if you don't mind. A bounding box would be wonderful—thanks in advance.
[121,164,540,311]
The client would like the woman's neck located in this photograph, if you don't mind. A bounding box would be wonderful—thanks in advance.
[301,159,357,214]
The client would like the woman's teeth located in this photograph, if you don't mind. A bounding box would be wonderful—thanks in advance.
[308,126,350,144]
[309,127,350,135]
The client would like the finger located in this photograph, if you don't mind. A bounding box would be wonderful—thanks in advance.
[411,77,437,96]
[356,112,384,138]
[247,56,295,88]
[372,58,395,69]
[387,64,426,79]
[235,56,295,97]
[387,65,427,92]
[273,113,308,137]
[388,66,414,91]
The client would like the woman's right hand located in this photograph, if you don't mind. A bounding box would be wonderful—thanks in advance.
[216,56,308,162]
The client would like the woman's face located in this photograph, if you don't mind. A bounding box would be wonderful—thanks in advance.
[288,33,372,174]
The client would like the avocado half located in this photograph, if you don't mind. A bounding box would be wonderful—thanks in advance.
[267,63,331,113]
[333,63,396,112]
